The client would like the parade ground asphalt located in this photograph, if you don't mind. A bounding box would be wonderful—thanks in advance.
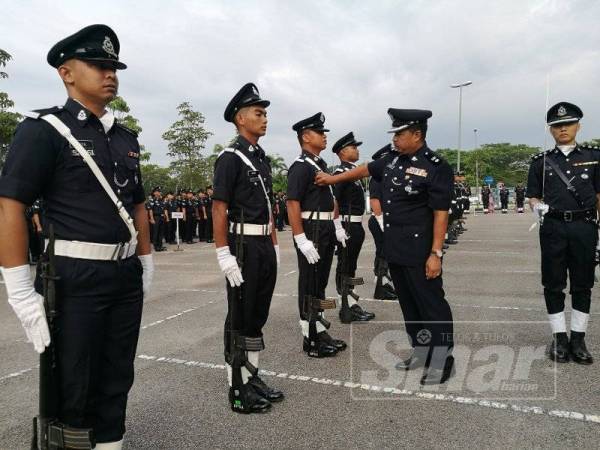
[1,211,600,449]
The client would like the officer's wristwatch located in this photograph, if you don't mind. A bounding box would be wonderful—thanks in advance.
[431,249,443,258]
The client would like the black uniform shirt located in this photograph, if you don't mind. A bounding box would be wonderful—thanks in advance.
[333,161,365,215]
[367,144,453,265]
[515,186,526,200]
[212,135,273,225]
[205,196,213,217]
[0,98,145,244]
[499,187,509,201]
[287,151,335,213]
[527,145,600,211]
[151,198,165,219]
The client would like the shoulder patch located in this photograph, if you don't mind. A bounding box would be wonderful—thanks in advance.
[115,123,139,138]
[333,167,344,174]
[24,106,62,120]
[531,150,550,161]
[424,151,444,166]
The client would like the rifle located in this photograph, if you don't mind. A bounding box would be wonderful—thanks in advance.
[32,225,94,450]
[338,202,364,324]
[228,210,264,412]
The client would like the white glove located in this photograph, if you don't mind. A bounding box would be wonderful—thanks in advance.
[294,233,320,264]
[375,214,384,232]
[333,218,349,248]
[216,246,244,287]
[1,265,50,354]
[533,202,549,219]
[274,245,280,268]
[139,254,154,297]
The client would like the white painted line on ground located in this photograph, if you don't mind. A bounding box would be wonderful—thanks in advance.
[0,366,37,382]
[136,354,600,426]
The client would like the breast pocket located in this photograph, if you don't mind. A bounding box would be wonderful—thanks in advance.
[64,156,110,193]
[115,156,140,192]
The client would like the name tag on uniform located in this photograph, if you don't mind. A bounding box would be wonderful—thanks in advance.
[247,169,260,182]
[128,151,139,159]
[572,161,598,166]
[70,140,95,157]
[406,167,427,177]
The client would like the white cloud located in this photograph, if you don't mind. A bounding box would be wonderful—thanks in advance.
[2,0,599,168]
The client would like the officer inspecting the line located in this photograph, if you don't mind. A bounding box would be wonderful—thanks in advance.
[315,108,455,384]
[0,25,153,449]
[527,101,598,365]
[332,132,375,322]
[213,82,283,413]
[286,112,349,357]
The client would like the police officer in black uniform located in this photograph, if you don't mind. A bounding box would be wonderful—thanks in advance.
[164,191,177,244]
[205,186,214,243]
[183,189,197,243]
[527,101,597,365]
[499,182,509,213]
[0,25,153,449]
[332,132,375,321]
[368,145,398,300]
[148,186,167,251]
[515,183,526,213]
[213,82,283,413]
[481,185,491,213]
[316,108,455,384]
[287,112,349,358]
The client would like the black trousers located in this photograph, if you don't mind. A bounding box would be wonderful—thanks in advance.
[501,199,508,209]
[34,256,143,443]
[540,217,596,314]
[152,218,164,249]
[197,218,206,240]
[516,198,525,208]
[184,217,196,242]
[224,235,277,356]
[295,220,335,319]
[388,263,454,369]
[205,214,213,241]
[166,218,176,243]
[335,222,365,291]
[277,212,286,231]
[28,224,43,261]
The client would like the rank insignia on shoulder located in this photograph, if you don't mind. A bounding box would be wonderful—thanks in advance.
[128,151,139,158]
[572,161,598,166]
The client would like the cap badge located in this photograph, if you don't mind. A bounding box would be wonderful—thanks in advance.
[557,105,567,117]
[102,36,117,58]
[77,110,87,121]
[319,113,325,123]
[252,85,259,96]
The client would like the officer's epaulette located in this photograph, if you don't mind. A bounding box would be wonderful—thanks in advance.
[115,123,138,138]
[580,143,600,151]
[22,106,63,120]
[333,167,344,174]
[531,149,550,161]
[423,150,443,166]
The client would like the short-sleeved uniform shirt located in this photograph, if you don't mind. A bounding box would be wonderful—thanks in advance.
[527,145,600,210]
[212,135,273,225]
[333,161,366,216]
[287,151,335,213]
[367,143,453,265]
[0,98,145,244]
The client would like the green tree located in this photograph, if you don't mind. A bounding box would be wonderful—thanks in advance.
[435,143,540,187]
[141,163,177,197]
[0,50,21,168]
[107,95,142,135]
[581,138,600,147]
[162,102,213,189]
[269,153,288,193]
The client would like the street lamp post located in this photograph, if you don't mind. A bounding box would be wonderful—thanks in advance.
[473,128,478,149]
[450,81,473,172]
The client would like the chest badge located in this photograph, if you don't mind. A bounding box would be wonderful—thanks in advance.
[405,185,412,193]
[581,173,589,180]
[77,110,87,121]
[406,167,428,177]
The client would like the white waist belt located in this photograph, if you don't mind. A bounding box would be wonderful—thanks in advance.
[229,223,272,236]
[301,211,334,220]
[342,215,363,223]
[47,240,137,261]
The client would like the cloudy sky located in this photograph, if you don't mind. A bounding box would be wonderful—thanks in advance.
[2,0,600,167]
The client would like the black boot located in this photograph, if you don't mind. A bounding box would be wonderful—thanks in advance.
[318,331,347,351]
[303,337,337,358]
[248,375,285,402]
[420,356,455,385]
[229,384,272,414]
[374,278,397,300]
[570,331,593,365]
[351,304,375,320]
[547,332,570,363]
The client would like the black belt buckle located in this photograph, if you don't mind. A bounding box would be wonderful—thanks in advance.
[563,211,573,222]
